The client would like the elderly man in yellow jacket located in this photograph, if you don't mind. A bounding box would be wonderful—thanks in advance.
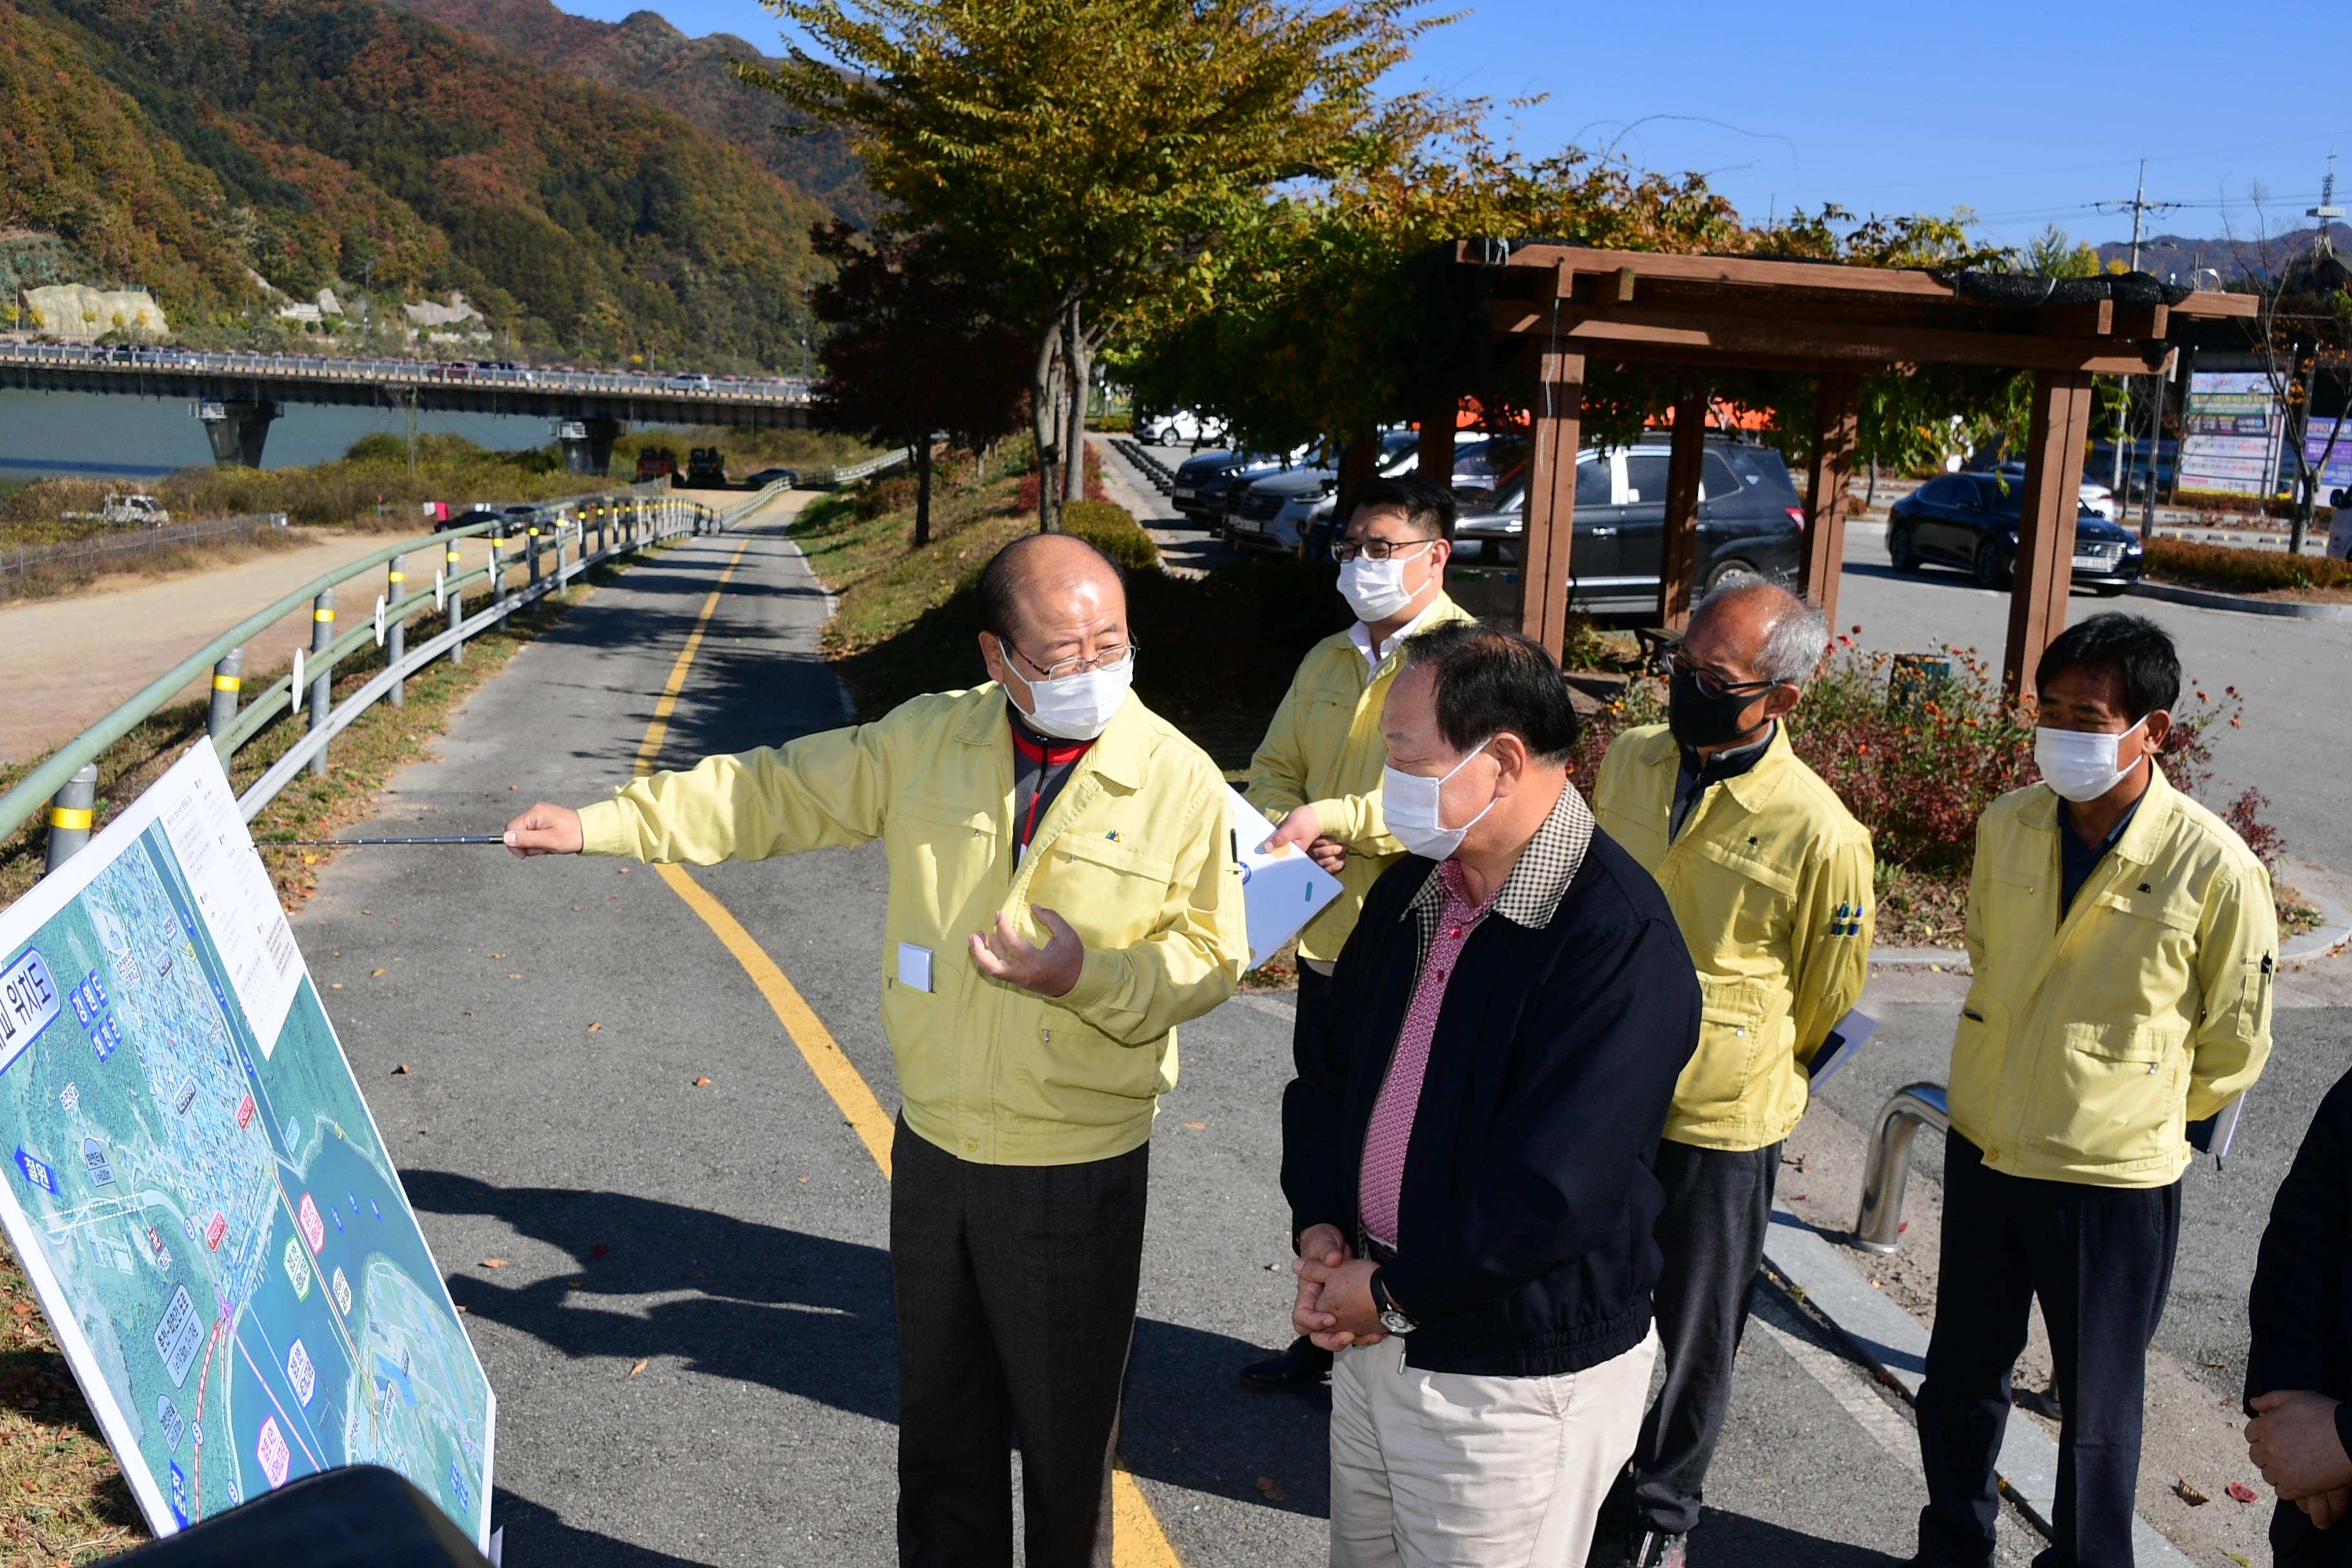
[1240,473,1476,1391]
[1587,572,1875,1568]
[1909,612,2273,1568]
[502,533,1245,1568]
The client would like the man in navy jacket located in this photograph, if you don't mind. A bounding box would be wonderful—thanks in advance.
[1282,622,1701,1567]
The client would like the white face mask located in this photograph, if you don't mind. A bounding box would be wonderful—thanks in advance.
[1338,542,1433,624]
[2034,716,2146,803]
[1381,738,1497,861]
[1014,657,1134,741]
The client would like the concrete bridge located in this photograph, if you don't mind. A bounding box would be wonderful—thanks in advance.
[0,342,812,472]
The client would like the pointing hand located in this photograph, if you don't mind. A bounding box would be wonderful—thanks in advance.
[968,906,1084,998]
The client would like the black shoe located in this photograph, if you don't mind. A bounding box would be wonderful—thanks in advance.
[1625,1529,1686,1568]
[1237,1335,1332,1391]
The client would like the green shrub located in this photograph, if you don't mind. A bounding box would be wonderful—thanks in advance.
[1059,499,1159,571]
[2146,537,2352,593]
[1090,411,1135,433]
[344,432,406,464]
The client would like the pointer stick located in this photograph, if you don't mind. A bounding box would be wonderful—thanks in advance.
[261,834,507,847]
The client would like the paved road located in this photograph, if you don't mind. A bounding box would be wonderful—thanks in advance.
[291,502,2063,1564]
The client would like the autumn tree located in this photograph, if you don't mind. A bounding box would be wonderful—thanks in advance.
[807,220,1031,544]
[741,0,1435,530]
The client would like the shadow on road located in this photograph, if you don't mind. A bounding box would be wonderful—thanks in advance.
[487,1487,712,1568]
[1692,1512,1909,1565]
[406,1172,1335,1522]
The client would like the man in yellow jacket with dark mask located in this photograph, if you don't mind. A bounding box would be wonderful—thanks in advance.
[502,533,1246,1568]
[1589,572,1875,1568]
[1909,612,2274,1568]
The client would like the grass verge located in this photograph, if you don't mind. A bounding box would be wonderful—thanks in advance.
[0,551,647,1554]
[0,523,315,606]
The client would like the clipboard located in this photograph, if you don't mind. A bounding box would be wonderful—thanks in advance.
[1806,1010,1879,1090]
[1224,787,1345,970]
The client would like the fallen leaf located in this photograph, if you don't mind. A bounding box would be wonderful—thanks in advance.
[2228,1482,2260,1504]
[508,785,517,792]
[627,1359,647,1379]
[508,973,523,981]
[1254,1476,1287,1503]
[371,967,386,977]
[20,1478,35,1493]
[2175,1476,2209,1506]
[692,1076,712,1087]
[10,1302,31,1318]
[587,1023,602,1033]
[1182,1121,1205,1130]
[489,953,502,959]
[329,982,343,990]
[480,1259,508,1269]
[571,905,584,912]
[392,1063,410,1075]
[1790,1192,1808,1202]
[455,1305,468,1314]
[797,1176,808,1184]
[618,867,631,875]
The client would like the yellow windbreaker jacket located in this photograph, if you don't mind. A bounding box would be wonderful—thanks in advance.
[1950,765,2275,1188]
[576,685,1247,1166]
[1592,723,1876,1152]
[1246,593,1477,961]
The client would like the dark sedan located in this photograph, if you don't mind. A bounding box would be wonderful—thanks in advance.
[1887,473,2143,594]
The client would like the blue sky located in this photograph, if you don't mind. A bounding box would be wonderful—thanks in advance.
[565,0,2350,257]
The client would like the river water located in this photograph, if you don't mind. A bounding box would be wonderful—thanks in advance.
[0,389,593,478]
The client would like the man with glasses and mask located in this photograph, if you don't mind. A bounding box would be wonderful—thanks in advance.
[1906,612,2274,1568]
[1240,473,1475,1392]
[500,532,1246,1568]
[1587,572,1876,1568]
[1282,621,1700,1567]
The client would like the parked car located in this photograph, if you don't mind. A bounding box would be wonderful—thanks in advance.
[1137,407,1224,447]
[435,507,502,534]
[1887,472,2142,593]
[745,467,801,489]
[636,446,679,482]
[667,372,715,392]
[1995,460,2116,520]
[1169,449,1237,522]
[685,447,728,486]
[1451,438,1806,618]
[1177,447,1310,532]
[1228,430,1422,556]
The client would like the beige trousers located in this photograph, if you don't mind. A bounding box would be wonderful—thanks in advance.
[1328,1324,1661,1568]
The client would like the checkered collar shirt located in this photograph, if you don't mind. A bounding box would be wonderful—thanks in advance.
[1401,778,1597,963]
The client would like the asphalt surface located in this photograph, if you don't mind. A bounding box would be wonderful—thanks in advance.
[276,499,2081,1565]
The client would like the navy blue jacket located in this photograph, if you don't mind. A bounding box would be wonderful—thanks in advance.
[1280,828,1700,1377]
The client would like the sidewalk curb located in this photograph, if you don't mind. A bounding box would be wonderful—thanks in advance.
[1761,1199,2196,1567]
[2128,580,2352,621]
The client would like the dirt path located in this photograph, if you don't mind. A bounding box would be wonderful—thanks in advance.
[0,527,509,767]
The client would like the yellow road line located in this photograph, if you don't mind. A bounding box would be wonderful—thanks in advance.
[632,535,753,778]
[624,515,1184,1568]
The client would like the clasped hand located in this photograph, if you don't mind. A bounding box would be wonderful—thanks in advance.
[2247,1390,2352,1529]
[1291,1222,1384,1351]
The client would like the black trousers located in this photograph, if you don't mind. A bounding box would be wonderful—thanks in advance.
[891,1119,1150,1568]
[1612,1137,1781,1536]
[1915,1134,2182,1568]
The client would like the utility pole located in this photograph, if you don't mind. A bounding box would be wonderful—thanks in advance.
[2294,153,2345,556]
[2098,160,2181,496]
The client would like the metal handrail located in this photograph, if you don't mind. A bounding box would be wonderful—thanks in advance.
[1852,1082,1949,1253]
[4,474,794,856]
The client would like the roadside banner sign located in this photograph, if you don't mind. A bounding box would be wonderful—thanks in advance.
[2178,372,2283,497]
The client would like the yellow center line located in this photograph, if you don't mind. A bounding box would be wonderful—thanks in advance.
[622,518,1184,1568]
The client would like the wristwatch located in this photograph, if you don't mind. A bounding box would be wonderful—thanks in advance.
[1373,1270,1418,1336]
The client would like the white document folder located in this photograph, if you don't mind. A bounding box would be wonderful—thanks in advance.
[1224,787,1345,970]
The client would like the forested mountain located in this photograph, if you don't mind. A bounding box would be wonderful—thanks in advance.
[386,0,876,229]
[0,0,836,369]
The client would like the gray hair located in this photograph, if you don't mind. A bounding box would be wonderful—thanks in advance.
[1696,571,1828,686]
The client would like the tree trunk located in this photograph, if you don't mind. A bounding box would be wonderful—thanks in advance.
[913,434,933,548]
[1063,297,1089,505]
[1865,457,1878,511]
[1030,314,1064,533]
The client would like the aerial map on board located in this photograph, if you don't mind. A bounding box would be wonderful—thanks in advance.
[0,745,493,1548]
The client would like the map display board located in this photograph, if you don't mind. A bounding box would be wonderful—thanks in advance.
[2177,371,2283,498]
[0,745,493,1548]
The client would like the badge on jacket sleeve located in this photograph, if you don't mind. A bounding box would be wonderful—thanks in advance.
[1828,902,1864,937]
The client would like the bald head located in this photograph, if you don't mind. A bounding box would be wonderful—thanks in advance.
[1685,571,1828,689]
[974,532,1130,700]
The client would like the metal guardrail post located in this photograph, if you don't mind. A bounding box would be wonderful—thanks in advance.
[491,536,509,611]
[308,587,335,778]
[1854,1082,1950,1253]
[386,554,407,709]
[208,647,243,740]
[527,524,542,587]
[44,764,98,877]
[445,540,466,666]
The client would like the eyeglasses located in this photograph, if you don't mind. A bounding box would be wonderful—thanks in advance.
[1666,649,1781,701]
[1331,537,1436,564]
[1008,639,1139,683]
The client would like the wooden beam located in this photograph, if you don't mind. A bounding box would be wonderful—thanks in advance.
[2002,369,2097,700]
[1485,299,2168,375]
[1660,394,1707,631]
[1518,342,1587,660]
[1461,241,1959,300]
[1801,374,1861,625]
[2038,299,2113,337]
[2113,302,2170,338]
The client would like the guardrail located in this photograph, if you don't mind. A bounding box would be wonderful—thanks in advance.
[0,340,812,406]
[1110,438,1177,495]
[803,449,912,490]
[1852,1082,1950,1253]
[2,512,289,590]
[8,475,798,870]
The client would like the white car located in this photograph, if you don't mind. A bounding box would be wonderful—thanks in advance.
[1139,407,1225,447]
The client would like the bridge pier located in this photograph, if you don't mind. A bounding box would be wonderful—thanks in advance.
[553,416,623,477]
[194,398,280,468]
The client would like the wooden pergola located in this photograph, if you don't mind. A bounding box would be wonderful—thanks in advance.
[1414,242,2257,695]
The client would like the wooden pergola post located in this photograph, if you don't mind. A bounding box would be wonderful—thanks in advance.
[1801,374,1861,625]
[1659,394,1707,630]
[2001,369,2097,700]
[1416,385,1457,491]
[1518,337,1587,660]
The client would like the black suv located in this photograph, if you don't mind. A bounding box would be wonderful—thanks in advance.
[1451,437,1806,618]
[1888,473,2142,593]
